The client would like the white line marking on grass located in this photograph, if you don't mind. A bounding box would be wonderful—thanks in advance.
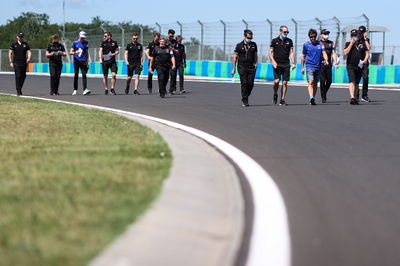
[1,92,291,266]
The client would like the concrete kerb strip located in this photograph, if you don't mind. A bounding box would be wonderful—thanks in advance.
[1,93,291,266]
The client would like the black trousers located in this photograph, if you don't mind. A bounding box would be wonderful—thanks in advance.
[50,62,63,94]
[170,63,184,92]
[361,64,369,97]
[320,66,332,99]
[238,65,256,102]
[156,65,171,95]
[13,64,27,94]
[73,61,88,90]
[148,61,154,89]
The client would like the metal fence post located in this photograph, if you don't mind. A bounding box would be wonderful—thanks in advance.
[38,50,42,63]
[333,16,341,63]
[0,50,2,71]
[242,19,248,30]
[177,21,183,36]
[220,20,226,61]
[117,25,125,61]
[315,17,323,32]
[291,18,298,62]
[266,19,273,43]
[198,20,204,60]
[155,22,161,34]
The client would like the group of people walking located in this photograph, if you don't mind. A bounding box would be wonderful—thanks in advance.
[233,25,371,106]
[9,25,371,105]
[8,29,187,98]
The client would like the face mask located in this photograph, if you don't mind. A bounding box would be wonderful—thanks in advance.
[282,34,287,39]
[321,34,329,40]
[352,36,357,41]
[245,38,252,42]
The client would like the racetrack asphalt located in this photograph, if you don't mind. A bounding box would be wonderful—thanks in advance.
[1,74,400,266]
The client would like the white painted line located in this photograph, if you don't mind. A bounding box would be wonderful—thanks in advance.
[1,93,291,266]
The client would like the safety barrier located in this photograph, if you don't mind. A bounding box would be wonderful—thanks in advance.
[28,60,400,84]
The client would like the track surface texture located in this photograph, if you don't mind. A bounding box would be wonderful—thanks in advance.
[2,74,400,266]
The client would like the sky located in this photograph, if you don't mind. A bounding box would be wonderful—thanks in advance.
[1,0,398,45]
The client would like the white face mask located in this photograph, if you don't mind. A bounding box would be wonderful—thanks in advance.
[321,34,329,40]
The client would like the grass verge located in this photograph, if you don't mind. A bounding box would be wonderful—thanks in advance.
[0,95,172,266]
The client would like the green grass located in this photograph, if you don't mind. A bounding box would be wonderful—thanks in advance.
[0,95,172,266]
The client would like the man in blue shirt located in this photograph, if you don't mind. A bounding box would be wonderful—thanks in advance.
[69,31,90,95]
[301,29,328,105]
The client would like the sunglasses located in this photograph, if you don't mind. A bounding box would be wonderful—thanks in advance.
[282,31,289,34]
[310,35,317,39]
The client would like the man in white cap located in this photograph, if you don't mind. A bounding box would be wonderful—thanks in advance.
[69,31,91,95]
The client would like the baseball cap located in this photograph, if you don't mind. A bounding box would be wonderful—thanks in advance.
[358,26,367,33]
[17,32,24,37]
[350,29,358,36]
[321,29,330,35]
[79,31,87,38]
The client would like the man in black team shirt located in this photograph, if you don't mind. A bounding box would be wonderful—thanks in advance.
[145,32,160,94]
[269,26,296,105]
[8,32,31,96]
[319,29,338,103]
[124,33,143,95]
[99,32,119,95]
[149,38,176,98]
[356,25,372,102]
[46,34,66,95]
[231,29,258,107]
[169,35,186,94]
[343,29,369,105]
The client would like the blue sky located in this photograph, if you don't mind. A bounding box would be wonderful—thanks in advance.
[1,0,398,45]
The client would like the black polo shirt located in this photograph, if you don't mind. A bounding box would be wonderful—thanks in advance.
[321,40,335,66]
[345,40,368,66]
[172,43,185,64]
[47,42,66,64]
[9,41,30,65]
[147,40,160,57]
[270,37,293,67]
[234,40,257,68]
[125,42,143,64]
[154,46,174,66]
[167,38,176,47]
[100,39,118,63]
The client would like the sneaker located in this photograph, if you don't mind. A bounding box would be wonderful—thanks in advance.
[110,89,116,95]
[180,89,186,93]
[55,92,60,95]
[105,90,109,95]
[134,90,140,95]
[279,99,287,106]
[310,98,316,105]
[160,93,165,98]
[361,96,371,102]
[168,91,174,95]
[321,97,327,103]
[273,94,278,105]
[83,89,91,95]
[72,90,77,95]
[125,88,130,95]
[17,92,22,96]
[350,98,359,105]
[148,88,153,94]
[242,99,249,107]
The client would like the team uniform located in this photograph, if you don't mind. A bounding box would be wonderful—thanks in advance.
[345,39,368,85]
[125,42,143,77]
[234,40,258,105]
[100,39,118,74]
[167,38,176,48]
[302,41,325,82]
[9,41,30,95]
[320,40,335,101]
[47,42,65,95]
[153,46,174,97]
[358,37,371,100]
[170,43,186,93]
[71,40,89,93]
[146,40,160,92]
[270,36,293,81]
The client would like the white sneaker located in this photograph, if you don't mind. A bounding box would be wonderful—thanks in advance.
[72,90,77,95]
[83,89,91,95]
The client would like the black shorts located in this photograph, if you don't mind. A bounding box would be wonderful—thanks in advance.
[347,66,363,84]
[127,64,142,77]
[273,66,291,81]
[102,61,118,74]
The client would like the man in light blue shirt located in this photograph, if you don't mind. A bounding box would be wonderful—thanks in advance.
[301,29,328,105]
[69,31,90,95]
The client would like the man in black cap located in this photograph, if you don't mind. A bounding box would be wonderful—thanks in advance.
[231,29,258,107]
[357,25,372,102]
[319,29,338,103]
[145,32,160,94]
[46,34,66,95]
[343,29,369,105]
[8,32,31,96]
[169,35,186,94]
[99,32,119,95]
[269,26,296,105]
